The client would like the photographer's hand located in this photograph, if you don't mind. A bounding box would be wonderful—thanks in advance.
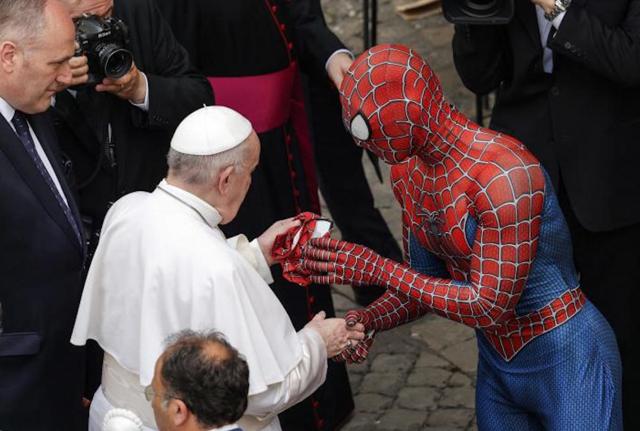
[68,55,89,87]
[96,62,147,104]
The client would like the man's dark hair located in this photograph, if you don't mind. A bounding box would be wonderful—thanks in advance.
[0,0,47,43]
[161,330,250,429]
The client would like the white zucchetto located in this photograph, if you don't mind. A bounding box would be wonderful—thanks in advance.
[170,106,253,155]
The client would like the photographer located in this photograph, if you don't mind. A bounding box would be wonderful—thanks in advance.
[452,0,640,427]
[54,0,213,241]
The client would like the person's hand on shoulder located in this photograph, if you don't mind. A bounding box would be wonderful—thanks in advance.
[327,52,353,89]
[304,311,366,358]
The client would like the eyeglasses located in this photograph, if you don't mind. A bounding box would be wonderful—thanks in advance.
[144,384,185,408]
[144,384,155,402]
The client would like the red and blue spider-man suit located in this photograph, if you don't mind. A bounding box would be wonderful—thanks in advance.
[302,44,622,430]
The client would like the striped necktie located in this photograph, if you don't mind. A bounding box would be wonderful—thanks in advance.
[11,111,82,245]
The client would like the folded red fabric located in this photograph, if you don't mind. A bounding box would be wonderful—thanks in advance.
[272,212,330,286]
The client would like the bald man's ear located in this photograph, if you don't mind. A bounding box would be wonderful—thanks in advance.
[217,165,236,196]
[0,41,18,73]
[168,399,190,426]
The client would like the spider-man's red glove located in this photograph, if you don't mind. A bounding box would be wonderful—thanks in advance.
[333,309,376,363]
[301,237,394,287]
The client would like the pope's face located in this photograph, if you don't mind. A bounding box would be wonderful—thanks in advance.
[222,132,260,224]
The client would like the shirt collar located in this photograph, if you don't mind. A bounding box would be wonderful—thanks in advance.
[0,96,16,125]
[210,425,241,431]
[157,179,222,228]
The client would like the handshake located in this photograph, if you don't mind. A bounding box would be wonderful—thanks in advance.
[261,215,386,362]
[303,311,368,359]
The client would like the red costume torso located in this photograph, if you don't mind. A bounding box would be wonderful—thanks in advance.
[326,44,586,361]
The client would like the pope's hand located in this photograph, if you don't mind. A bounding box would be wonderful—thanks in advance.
[304,311,366,358]
[258,217,301,265]
[327,52,353,89]
[96,62,147,104]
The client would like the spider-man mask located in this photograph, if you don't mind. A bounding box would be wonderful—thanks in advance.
[339,44,446,164]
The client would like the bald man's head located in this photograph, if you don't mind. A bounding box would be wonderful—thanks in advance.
[151,330,249,430]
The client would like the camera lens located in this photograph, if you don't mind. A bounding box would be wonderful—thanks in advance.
[461,0,501,17]
[98,44,133,79]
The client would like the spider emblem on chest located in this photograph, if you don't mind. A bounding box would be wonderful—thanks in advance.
[416,203,444,238]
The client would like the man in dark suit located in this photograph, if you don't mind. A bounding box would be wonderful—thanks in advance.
[452,0,640,426]
[0,0,87,429]
[55,0,214,234]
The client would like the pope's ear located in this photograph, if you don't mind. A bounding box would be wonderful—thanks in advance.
[217,164,236,195]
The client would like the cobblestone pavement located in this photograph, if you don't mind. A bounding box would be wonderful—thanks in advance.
[319,1,481,430]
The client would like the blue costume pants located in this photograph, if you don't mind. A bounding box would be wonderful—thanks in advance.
[476,303,622,430]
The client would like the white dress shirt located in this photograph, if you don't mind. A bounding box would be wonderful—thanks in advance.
[535,6,567,73]
[0,96,68,205]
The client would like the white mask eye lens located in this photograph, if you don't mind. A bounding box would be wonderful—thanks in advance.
[350,113,370,140]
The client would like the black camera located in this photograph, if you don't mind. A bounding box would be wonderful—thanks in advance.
[74,14,133,85]
[442,0,514,25]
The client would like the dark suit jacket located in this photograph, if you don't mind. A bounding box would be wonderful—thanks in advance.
[453,0,640,232]
[0,112,86,430]
[53,0,214,224]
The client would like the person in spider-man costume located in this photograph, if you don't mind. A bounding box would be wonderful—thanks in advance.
[301,44,623,430]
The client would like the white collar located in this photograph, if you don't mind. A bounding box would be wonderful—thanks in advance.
[210,425,241,431]
[156,179,222,228]
[0,95,17,125]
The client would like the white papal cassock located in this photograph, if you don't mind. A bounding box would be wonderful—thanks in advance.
[71,180,327,431]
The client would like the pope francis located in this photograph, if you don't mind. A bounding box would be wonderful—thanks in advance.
[71,106,364,431]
